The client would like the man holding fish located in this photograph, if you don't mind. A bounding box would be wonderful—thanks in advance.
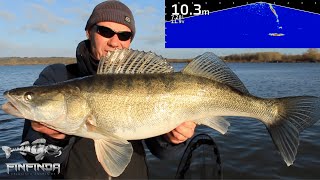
[20,0,196,178]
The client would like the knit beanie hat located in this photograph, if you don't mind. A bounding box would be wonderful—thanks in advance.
[85,0,135,41]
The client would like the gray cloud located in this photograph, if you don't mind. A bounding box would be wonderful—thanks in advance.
[18,3,70,34]
[0,41,20,50]
[137,22,165,45]
[64,7,91,22]
[30,3,70,25]
[30,3,48,14]
[132,6,158,16]
[0,11,16,21]
[21,23,55,33]
[44,0,56,5]
[138,34,164,45]
[0,40,74,57]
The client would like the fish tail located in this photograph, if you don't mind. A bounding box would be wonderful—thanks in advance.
[2,146,12,159]
[266,96,320,166]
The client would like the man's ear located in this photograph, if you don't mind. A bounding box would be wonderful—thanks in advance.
[86,30,90,40]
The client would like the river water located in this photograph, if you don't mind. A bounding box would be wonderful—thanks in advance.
[0,63,319,179]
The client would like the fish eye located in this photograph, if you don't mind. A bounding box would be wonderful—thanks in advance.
[24,92,34,101]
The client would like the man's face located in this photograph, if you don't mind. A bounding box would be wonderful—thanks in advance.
[87,21,132,60]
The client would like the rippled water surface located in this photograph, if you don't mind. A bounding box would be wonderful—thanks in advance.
[0,63,319,179]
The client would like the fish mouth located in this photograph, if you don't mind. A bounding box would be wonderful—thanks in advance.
[2,92,26,118]
[2,101,24,118]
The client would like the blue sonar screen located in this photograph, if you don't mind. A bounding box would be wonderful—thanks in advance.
[165,1,320,48]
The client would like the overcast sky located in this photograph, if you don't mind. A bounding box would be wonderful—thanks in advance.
[0,0,311,58]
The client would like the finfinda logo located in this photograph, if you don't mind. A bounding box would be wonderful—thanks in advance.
[2,138,63,175]
[6,163,60,175]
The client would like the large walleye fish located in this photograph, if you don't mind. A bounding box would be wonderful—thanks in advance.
[2,49,319,177]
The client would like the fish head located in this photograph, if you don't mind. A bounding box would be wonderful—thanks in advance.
[2,85,67,123]
[2,84,90,132]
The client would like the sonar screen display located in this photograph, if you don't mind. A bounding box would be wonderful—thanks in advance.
[165,0,320,48]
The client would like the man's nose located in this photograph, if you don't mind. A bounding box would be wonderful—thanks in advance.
[107,35,120,48]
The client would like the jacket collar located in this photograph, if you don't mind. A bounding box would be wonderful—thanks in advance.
[76,40,99,76]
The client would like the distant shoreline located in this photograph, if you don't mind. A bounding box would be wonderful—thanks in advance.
[0,57,193,66]
[0,57,318,66]
[1,49,320,65]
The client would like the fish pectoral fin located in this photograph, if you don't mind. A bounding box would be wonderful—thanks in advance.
[196,116,230,134]
[19,152,27,156]
[82,123,133,177]
[31,138,46,145]
[86,114,97,127]
[35,153,45,161]
[94,138,133,177]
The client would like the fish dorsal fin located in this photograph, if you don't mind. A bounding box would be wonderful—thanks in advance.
[182,52,249,94]
[20,141,30,146]
[97,49,174,74]
[31,138,46,145]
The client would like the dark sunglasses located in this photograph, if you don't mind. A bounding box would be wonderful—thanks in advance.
[95,25,132,41]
